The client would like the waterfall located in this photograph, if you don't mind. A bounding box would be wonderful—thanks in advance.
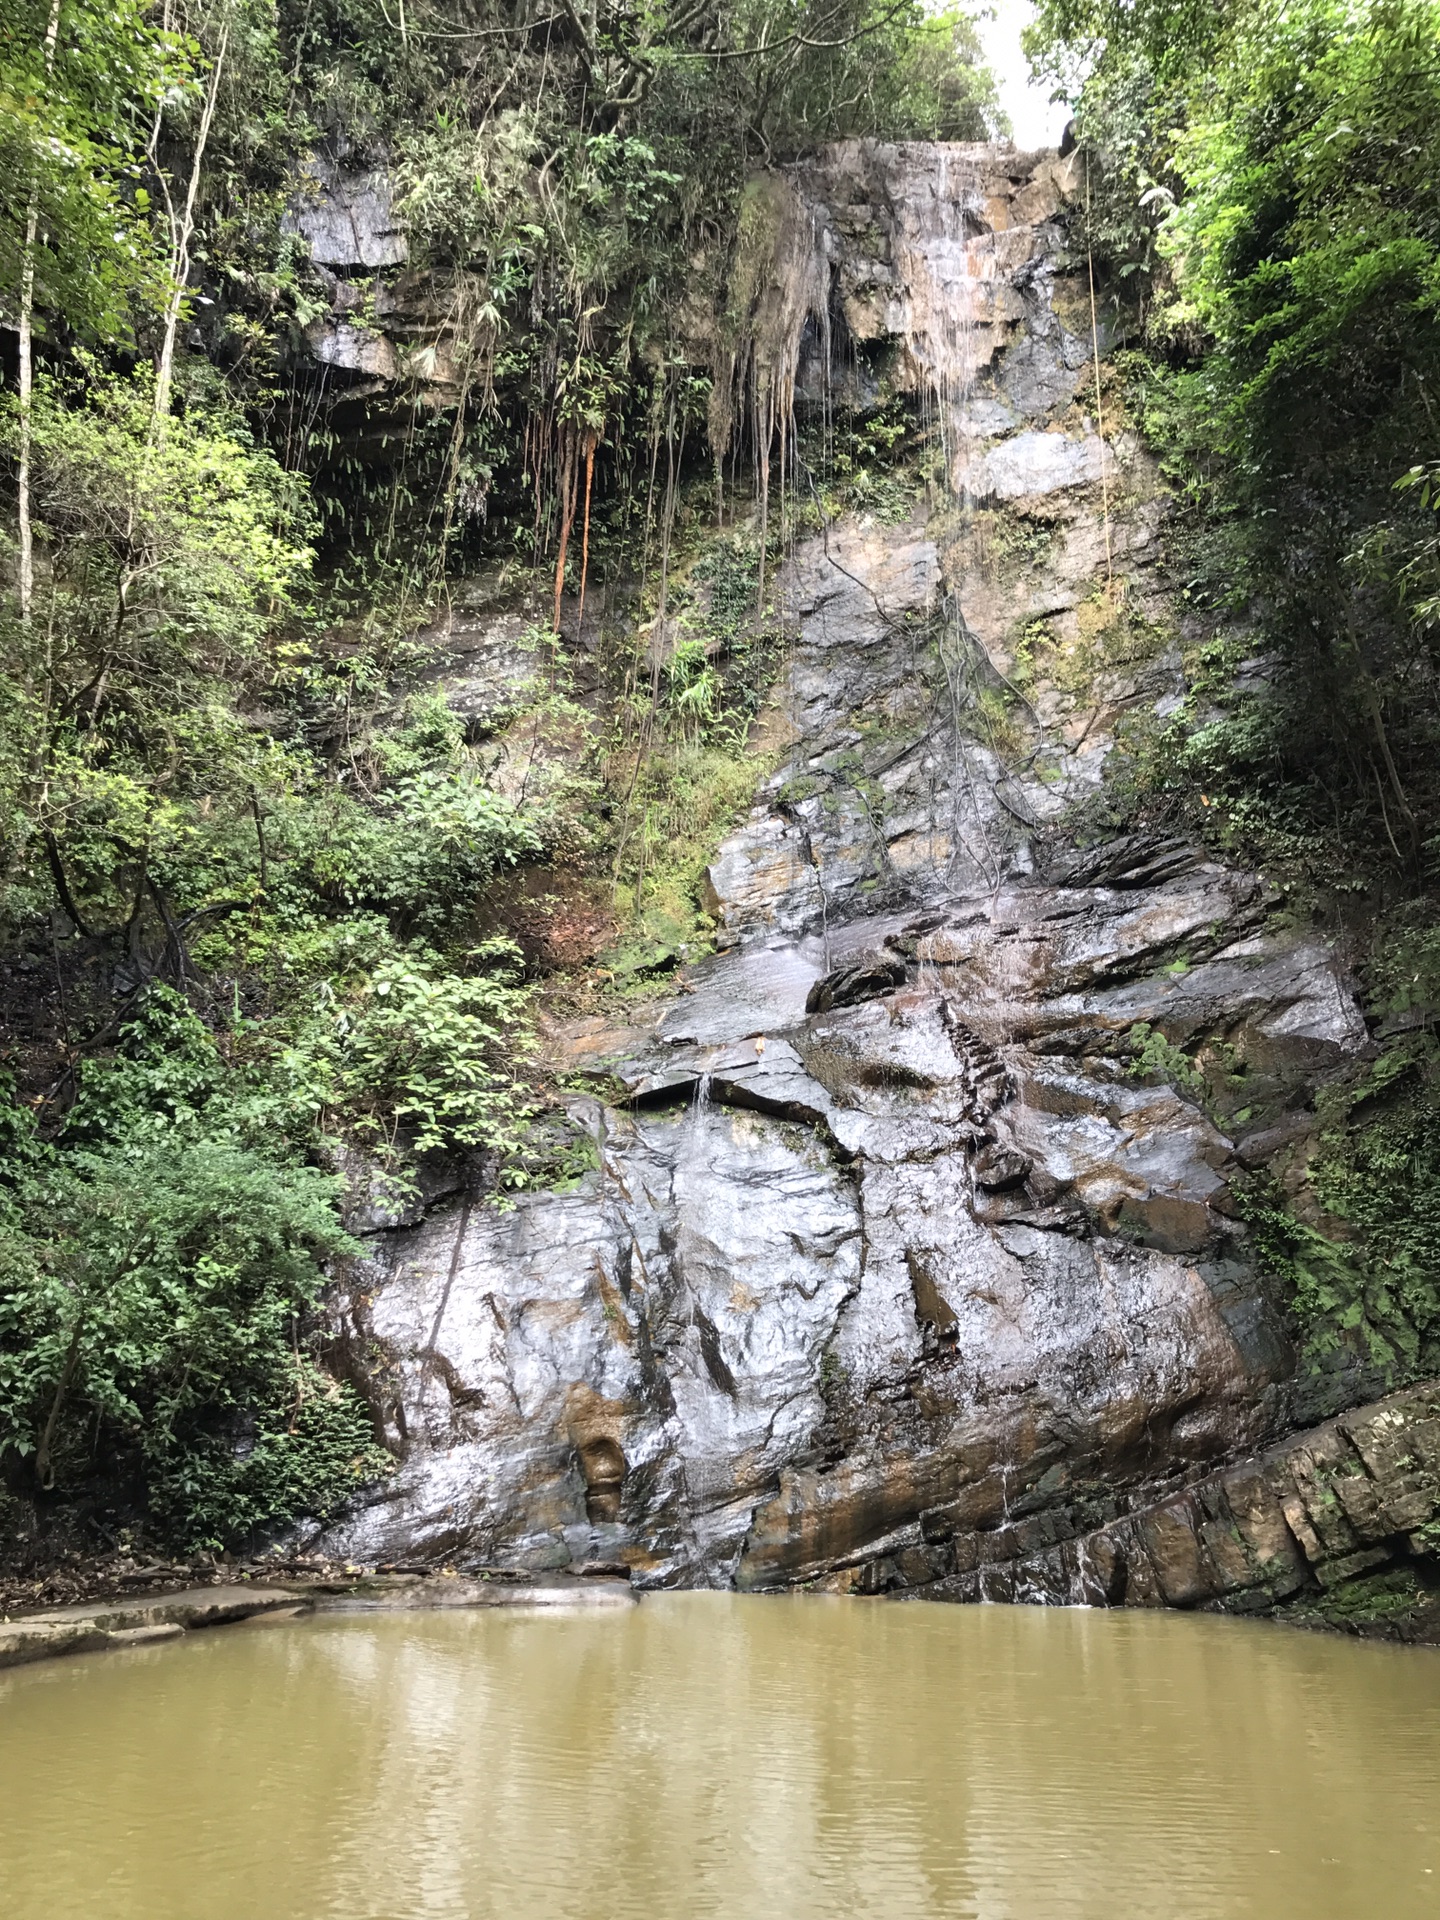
[883,145,997,503]
[878,146,1007,894]
[744,145,1030,904]
[685,1071,713,1157]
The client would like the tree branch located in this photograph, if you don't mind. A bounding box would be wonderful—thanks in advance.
[43,830,93,939]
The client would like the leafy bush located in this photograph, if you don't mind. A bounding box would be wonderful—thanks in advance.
[147,1361,385,1550]
[283,943,535,1171]
[0,1117,384,1545]
[293,768,542,937]
[0,993,389,1546]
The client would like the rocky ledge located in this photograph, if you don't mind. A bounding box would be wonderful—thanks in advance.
[0,1572,636,1671]
[904,1379,1440,1640]
[293,139,1429,1637]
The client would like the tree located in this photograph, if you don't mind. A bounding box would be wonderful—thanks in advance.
[1,362,315,945]
[2,0,186,614]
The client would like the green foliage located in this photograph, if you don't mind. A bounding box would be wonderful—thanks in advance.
[985,509,1058,575]
[1282,1562,1432,1630]
[1061,56,1184,293]
[0,0,185,342]
[293,764,541,937]
[1159,0,1440,503]
[1025,0,1440,1394]
[1027,0,1234,90]
[22,362,312,652]
[60,985,265,1148]
[0,997,388,1546]
[606,743,761,977]
[149,1361,384,1551]
[590,515,794,974]
[1035,0,1440,894]
[806,395,923,524]
[0,363,315,935]
[1366,909,1440,1021]
[1125,1021,1204,1093]
[283,942,534,1169]
[1236,1040,1440,1383]
[1307,1041,1440,1374]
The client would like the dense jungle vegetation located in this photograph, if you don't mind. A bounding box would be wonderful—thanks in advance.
[0,0,1001,1553]
[2,0,1439,1558]
[1028,0,1440,1389]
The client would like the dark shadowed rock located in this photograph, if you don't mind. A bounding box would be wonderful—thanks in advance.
[804,951,908,1013]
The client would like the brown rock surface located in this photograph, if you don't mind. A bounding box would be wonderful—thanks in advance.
[901,1382,1440,1640]
[300,142,1395,1632]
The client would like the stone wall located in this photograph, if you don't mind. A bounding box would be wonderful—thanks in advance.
[306,141,1427,1633]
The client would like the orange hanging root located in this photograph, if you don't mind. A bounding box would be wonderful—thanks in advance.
[575,433,597,639]
[552,434,578,634]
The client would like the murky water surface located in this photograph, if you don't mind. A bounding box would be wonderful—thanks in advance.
[2,1595,1437,1919]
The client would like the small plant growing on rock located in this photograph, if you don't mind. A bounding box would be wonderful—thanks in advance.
[1125,1021,1205,1094]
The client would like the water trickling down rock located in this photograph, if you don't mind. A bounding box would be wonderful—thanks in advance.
[310,142,1438,1624]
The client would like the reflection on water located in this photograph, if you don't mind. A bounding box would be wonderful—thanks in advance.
[1,1595,1437,1920]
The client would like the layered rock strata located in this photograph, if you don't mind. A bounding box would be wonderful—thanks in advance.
[907,1380,1440,1641]
[308,141,1431,1631]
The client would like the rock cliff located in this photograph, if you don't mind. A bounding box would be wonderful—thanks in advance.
[309,142,1438,1629]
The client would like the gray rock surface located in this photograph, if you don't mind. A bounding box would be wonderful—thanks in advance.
[303,318,398,380]
[285,158,409,270]
[410,582,542,741]
[0,1588,299,1669]
[969,428,1114,501]
[310,142,1382,1616]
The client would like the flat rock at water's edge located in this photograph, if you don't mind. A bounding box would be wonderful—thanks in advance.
[0,1577,639,1668]
[314,1576,636,1612]
[17,1585,305,1631]
[0,1587,302,1669]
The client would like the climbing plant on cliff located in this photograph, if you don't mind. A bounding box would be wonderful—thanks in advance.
[1031,0,1440,1382]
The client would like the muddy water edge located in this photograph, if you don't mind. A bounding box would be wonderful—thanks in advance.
[1,1596,1438,1920]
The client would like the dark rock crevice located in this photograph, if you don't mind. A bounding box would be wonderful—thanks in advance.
[297,139,1435,1634]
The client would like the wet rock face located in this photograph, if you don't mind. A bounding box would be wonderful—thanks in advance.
[903,1381,1440,1642]
[313,142,1377,1601]
[317,859,1362,1586]
[319,1104,863,1584]
[782,142,1092,453]
[285,156,409,271]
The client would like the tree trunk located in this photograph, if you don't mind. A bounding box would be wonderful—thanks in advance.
[16,0,64,627]
[552,430,579,634]
[35,1315,84,1491]
[575,431,598,637]
[152,19,229,431]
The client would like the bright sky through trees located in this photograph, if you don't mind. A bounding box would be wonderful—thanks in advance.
[974,0,1070,145]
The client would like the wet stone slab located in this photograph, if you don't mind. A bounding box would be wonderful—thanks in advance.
[301,140,1381,1624]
